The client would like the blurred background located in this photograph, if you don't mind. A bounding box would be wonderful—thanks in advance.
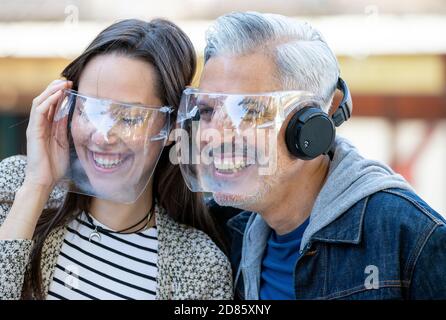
[0,0,445,215]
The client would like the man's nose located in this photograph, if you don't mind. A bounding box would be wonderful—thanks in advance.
[210,107,234,129]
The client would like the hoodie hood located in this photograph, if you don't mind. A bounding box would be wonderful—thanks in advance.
[299,136,414,250]
[238,136,414,299]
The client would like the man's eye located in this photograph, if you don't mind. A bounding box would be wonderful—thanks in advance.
[242,105,261,119]
[246,108,260,116]
[198,105,214,120]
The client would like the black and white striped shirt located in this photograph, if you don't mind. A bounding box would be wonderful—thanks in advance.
[47,212,158,300]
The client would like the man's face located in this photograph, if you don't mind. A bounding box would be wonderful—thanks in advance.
[199,53,304,210]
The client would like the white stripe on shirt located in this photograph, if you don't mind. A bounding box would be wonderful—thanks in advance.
[47,212,158,300]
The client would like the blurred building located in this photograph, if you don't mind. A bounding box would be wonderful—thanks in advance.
[0,0,445,214]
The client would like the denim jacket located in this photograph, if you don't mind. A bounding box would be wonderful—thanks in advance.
[227,188,446,300]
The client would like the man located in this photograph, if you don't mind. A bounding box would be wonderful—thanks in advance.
[179,12,446,299]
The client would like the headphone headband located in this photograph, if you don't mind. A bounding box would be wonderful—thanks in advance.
[332,77,353,127]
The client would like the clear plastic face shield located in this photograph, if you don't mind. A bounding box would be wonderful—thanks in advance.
[176,88,323,196]
[50,89,172,203]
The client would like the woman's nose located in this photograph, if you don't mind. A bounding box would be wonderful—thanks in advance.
[90,129,119,146]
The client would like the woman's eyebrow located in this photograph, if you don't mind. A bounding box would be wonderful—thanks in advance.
[109,101,148,109]
[123,101,146,106]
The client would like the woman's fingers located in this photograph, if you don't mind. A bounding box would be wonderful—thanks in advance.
[29,80,69,122]
[27,81,73,142]
[47,81,73,122]
[32,80,71,108]
[52,116,69,153]
[50,116,70,181]
[27,90,63,138]
[47,94,60,122]
[35,90,63,117]
[31,80,61,107]
[32,80,65,106]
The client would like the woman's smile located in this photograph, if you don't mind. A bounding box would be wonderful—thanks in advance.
[87,148,134,174]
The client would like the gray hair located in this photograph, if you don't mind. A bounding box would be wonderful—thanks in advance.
[204,12,340,112]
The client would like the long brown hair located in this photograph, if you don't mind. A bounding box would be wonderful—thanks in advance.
[21,18,226,299]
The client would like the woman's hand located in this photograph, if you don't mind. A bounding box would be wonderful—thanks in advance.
[24,79,73,192]
[0,80,73,240]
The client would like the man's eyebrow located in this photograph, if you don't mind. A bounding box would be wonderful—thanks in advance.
[238,97,269,110]
[196,96,215,106]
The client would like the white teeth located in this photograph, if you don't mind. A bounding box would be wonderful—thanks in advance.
[92,153,123,169]
[214,158,250,173]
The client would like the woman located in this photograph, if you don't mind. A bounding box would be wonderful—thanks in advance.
[0,19,232,300]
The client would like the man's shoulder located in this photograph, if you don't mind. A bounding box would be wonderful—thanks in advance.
[365,188,445,228]
[316,187,445,252]
[358,188,446,255]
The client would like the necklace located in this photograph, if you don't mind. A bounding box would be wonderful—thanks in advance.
[86,202,155,242]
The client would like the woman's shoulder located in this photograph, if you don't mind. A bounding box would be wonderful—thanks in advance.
[157,208,228,263]
[156,208,233,299]
[0,155,27,202]
[0,155,66,207]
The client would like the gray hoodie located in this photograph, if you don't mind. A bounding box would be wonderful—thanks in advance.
[239,136,414,299]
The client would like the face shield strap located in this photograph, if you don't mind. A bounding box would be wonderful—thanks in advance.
[184,105,200,122]
[150,106,174,142]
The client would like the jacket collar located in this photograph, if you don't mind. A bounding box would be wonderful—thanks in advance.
[227,196,368,246]
[228,197,368,300]
[227,211,253,236]
[309,196,368,245]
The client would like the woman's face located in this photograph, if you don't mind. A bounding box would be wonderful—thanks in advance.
[70,54,166,201]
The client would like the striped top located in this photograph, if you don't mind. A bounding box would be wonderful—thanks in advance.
[47,212,158,300]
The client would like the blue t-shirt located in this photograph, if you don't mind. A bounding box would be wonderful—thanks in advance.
[259,218,310,300]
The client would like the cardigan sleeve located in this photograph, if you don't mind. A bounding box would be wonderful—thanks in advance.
[155,211,234,300]
[202,246,234,300]
[0,155,65,300]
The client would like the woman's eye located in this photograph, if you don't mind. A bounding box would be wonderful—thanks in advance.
[122,116,145,126]
[77,107,87,119]
[75,97,88,118]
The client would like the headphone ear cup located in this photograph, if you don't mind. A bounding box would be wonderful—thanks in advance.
[285,107,336,160]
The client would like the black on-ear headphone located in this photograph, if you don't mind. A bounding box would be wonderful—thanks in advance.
[285,77,353,160]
